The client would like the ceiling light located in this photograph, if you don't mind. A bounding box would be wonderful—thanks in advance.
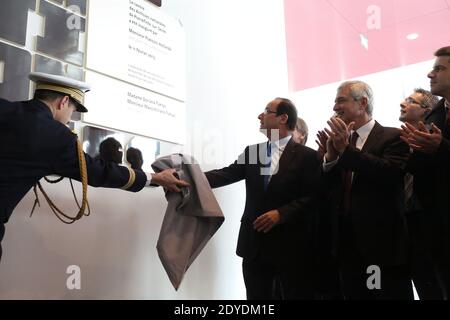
[406,33,419,40]
[359,34,369,50]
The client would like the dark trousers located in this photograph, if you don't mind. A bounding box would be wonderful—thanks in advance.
[427,218,450,299]
[314,259,344,300]
[433,251,450,300]
[0,223,4,261]
[338,218,413,300]
[407,211,444,299]
[273,260,343,300]
[313,205,344,300]
[242,255,314,300]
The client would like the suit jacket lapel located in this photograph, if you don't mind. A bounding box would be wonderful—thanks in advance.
[361,121,383,153]
[426,100,447,135]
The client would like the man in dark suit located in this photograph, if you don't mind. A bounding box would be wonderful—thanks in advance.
[205,98,320,299]
[0,72,188,262]
[321,80,413,299]
[401,46,450,299]
[398,88,443,299]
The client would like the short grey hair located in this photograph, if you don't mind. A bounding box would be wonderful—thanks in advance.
[295,117,309,143]
[338,80,374,116]
[414,88,439,109]
[296,117,308,135]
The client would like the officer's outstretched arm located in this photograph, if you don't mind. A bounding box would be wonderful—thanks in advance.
[148,169,190,192]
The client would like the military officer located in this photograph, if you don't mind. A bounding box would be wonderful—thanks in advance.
[0,72,189,260]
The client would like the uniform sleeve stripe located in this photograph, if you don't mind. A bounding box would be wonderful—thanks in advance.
[121,167,136,190]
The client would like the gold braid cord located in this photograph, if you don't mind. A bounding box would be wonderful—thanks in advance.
[121,167,136,190]
[30,139,90,224]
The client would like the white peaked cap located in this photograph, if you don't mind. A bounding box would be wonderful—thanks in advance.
[29,72,91,113]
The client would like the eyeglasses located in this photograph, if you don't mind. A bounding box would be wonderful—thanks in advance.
[263,108,278,115]
[335,97,359,105]
[404,97,426,108]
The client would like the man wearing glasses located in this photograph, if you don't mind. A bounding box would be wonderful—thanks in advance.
[399,88,442,300]
[399,89,437,128]
[205,98,320,299]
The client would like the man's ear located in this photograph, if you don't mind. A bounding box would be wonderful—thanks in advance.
[423,107,432,117]
[279,114,288,125]
[359,96,368,111]
[57,96,70,110]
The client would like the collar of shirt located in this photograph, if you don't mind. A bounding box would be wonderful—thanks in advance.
[351,119,376,150]
[267,135,292,178]
[269,135,292,153]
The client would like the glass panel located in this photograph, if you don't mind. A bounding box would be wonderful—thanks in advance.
[36,1,85,66]
[0,0,36,45]
[0,43,32,101]
[67,0,87,16]
[82,126,125,161]
[126,136,161,172]
[35,54,84,80]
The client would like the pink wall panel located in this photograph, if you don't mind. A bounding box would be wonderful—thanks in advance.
[284,0,450,91]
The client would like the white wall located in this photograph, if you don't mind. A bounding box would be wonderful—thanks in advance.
[0,0,289,299]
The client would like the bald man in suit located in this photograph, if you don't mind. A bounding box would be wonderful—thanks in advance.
[205,98,320,299]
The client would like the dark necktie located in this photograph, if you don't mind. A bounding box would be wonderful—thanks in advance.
[263,142,272,191]
[404,173,414,211]
[342,131,359,214]
[445,108,450,134]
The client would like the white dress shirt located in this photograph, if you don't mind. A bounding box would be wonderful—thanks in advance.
[268,135,292,181]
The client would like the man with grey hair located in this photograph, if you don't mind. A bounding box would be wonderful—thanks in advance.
[399,88,443,299]
[293,117,309,145]
[399,88,439,127]
[319,80,412,299]
[401,46,450,299]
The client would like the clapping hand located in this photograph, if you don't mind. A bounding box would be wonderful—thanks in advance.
[316,130,329,159]
[326,117,355,154]
[400,122,442,154]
